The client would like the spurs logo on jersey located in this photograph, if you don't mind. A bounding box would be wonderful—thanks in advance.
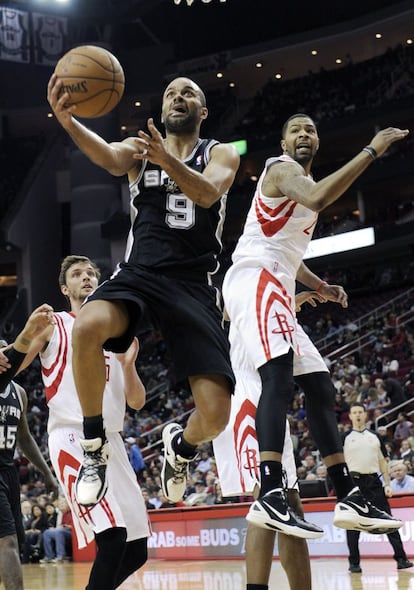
[0,382,23,465]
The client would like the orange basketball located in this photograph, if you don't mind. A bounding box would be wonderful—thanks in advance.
[54,45,125,118]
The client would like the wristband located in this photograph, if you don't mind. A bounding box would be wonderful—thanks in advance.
[362,145,377,160]
[0,347,26,391]
[316,281,328,293]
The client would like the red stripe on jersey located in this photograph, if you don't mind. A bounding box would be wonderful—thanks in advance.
[100,497,117,527]
[234,399,257,492]
[42,314,69,402]
[255,192,298,237]
[256,269,297,360]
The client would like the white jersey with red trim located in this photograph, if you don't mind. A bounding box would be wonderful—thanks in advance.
[223,154,318,366]
[232,154,317,278]
[40,311,125,434]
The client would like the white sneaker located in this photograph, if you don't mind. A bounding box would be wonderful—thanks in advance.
[161,423,193,503]
[75,437,110,506]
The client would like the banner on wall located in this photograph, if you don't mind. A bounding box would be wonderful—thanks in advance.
[0,6,29,63]
[0,6,68,65]
[148,506,414,560]
[32,12,68,65]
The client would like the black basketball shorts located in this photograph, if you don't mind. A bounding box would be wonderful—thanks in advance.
[86,264,235,390]
[0,468,25,543]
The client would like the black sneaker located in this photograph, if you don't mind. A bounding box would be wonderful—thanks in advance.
[161,423,194,503]
[75,437,110,506]
[246,488,324,539]
[348,564,362,573]
[397,559,413,570]
[333,488,402,533]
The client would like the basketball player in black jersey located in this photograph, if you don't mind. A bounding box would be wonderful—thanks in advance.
[0,342,58,590]
[47,74,240,506]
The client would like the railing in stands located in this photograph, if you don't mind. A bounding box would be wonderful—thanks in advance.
[318,286,414,359]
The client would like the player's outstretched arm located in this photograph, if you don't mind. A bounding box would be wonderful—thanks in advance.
[273,127,409,212]
[296,262,348,308]
[47,74,145,176]
[0,304,55,390]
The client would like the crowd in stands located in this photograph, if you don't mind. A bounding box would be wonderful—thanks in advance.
[19,495,73,564]
[233,43,414,151]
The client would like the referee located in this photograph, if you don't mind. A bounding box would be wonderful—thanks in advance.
[343,402,413,573]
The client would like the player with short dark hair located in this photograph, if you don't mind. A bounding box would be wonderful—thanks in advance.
[222,113,408,540]
[46,75,240,508]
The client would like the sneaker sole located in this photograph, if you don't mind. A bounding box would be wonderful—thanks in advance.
[246,508,324,539]
[161,425,186,503]
[333,510,402,532]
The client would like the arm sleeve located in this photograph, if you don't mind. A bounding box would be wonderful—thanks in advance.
[0,348,26,391]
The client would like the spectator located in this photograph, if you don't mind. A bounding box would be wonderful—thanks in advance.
[21,504,48,564]
[20,500,33,533]
[157,490,176,509]
[184,482,208,507]
[374,380,391,410]
[390,462,414,493]
[333,392,349,422]
[399,439,414,463]
[382,377,407,407]
[126,437,146,477]
[385,442,399,461]
[141,489,156,510]
[382,356,400,375]
[407,424,414,451]
[195,450,213,474]
[303,454,317,475]
[40,497,73,563]
[394,412,413,441]
[376,425,394,447]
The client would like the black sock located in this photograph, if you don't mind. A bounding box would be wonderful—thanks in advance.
[327,463,356,500]
[259,461,283,496]
[247,585,268,590]
[172,433,197,460]
[83,415,105,441]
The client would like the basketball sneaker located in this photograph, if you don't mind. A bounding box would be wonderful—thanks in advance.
[161,423,195,503]
[333,488,402,532]
[75,437,110,506]
[246,488,324,539]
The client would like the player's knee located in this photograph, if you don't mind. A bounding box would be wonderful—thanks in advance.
[205,402,230,438]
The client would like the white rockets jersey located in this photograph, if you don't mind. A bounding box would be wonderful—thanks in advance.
[40,312,126,434]
[232,154,318,279]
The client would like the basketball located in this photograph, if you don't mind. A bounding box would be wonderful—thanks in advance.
[54,45,125,118]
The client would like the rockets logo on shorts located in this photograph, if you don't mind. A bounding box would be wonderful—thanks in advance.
[256,268,299,360]
[233,398,260,493]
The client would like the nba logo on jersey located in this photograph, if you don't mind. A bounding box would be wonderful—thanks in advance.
[69,432,75,444]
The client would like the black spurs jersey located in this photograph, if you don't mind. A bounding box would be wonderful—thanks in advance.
[0,381,23,469]
[126,138,228,281]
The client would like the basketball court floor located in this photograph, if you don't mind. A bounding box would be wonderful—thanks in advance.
[22,556,414,590]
